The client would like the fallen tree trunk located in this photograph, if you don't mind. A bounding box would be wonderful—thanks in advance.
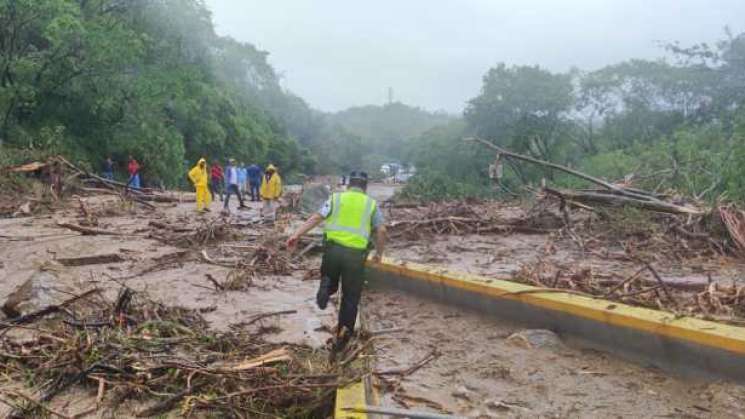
[56,222,125,236]
[544,187,702,215]
[464,137,698,209]
[57,253,125,266]
[138,194,182,203]
[57,156,145,192]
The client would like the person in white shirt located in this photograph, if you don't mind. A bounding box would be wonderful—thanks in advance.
[223,158,247,210]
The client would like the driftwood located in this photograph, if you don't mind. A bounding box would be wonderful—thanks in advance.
[376,349,439,377]
[137,194,181,203]
[465,137,702,215]
[0,289,100,330]
[1,161,47,174]
[544,187,702,215]
[0,287,351,417]
[57,156,147,193]
[57,253,125,266]
[56,222,124,236]
[245,310,298,325]
[343,406,462,419]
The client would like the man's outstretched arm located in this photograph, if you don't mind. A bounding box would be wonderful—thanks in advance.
[286,213,324,249]
[372,225,387,262]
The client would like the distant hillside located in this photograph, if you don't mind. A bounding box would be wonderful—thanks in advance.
[326,103,454,160]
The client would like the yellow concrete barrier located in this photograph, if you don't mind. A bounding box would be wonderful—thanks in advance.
[367,257,745,356]
[335,380,369,419]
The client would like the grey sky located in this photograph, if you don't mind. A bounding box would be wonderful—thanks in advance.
[205,0,745,113]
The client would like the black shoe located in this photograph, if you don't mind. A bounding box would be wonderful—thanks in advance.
[316,277,331,310]
[329,327,352,361]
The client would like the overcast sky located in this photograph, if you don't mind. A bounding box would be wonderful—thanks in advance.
[204,0,745,113]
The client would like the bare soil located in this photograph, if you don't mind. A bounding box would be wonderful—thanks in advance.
[370,199,745,418]
[364,290,745,418]
[0,193,337,417]
[3,184,745,418]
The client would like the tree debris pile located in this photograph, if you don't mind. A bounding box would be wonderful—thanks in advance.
[0,287,353,418]
[387,200,559,240]
[560,205,734,261]
[516,260,745,324]
[387,195,745,323]
[200,237,299,290]
[149,218,239,248]
[0,156,182,217]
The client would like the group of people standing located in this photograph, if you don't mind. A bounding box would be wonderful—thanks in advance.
[102,156,142,189]
[188,158,282,217]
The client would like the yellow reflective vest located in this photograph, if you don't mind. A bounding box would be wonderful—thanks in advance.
[324,190,377,250]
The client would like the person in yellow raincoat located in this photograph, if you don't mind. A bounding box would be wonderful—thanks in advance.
[188,158,212,212]
[260,164,282,219]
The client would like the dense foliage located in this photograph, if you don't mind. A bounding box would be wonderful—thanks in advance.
[404,31,745,202]
[0,0,314,186]
[316,103,452,176]
[0,0,454,186]
[3,1,744,201]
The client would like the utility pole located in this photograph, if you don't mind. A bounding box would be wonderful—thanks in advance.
[387,87,394,105]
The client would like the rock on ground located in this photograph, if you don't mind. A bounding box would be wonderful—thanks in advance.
[2,270,63,318]
[506,329,563,349]
[301,184,331,213]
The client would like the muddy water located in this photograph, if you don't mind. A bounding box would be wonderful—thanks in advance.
[0,194,339,417]
[0,199,337,345]
[363,290,745,418]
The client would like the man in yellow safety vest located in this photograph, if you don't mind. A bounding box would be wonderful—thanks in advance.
[286,171,386,352]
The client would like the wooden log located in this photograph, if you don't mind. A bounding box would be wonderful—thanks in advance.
[1,161,47,174]
[245,310,297,325]
[137,194,182,203]
[0,288,100,329]
[465,137,701,210]
[343,405,461,419]
[56,156,143,192]
[544,187,702,215]
[56,222,124,236]
[57,253,125,266]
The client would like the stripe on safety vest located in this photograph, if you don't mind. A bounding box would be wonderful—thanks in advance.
[326,193,374,239]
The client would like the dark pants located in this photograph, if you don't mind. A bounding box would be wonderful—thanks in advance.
[210,179,223,202]
[249,181,260,201]
[224,184,245,208]
[321,243,366,334]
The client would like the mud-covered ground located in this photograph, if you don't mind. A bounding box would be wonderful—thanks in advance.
[3,184,745,417]
[383,203,745,287]
[0,190,340,417]
[364,290,745,418]
[371,199,745,418]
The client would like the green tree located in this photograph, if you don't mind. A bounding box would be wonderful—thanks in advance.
[465,64,574,163]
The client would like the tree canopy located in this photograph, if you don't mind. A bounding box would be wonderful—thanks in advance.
[0,0,315,185]
[405,31,745,201]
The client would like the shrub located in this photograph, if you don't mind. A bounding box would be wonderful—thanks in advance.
[397,169,495,202]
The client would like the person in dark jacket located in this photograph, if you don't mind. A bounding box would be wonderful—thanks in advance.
[247,163,262,202]
[102,157,114,180]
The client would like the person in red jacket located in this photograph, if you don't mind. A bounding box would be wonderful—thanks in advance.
[210,160,224,202]
[127,155,141,189]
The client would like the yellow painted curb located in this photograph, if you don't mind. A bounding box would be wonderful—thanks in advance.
[367,257,745,356]
[334,290,379,419]
[335,380,368,419]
